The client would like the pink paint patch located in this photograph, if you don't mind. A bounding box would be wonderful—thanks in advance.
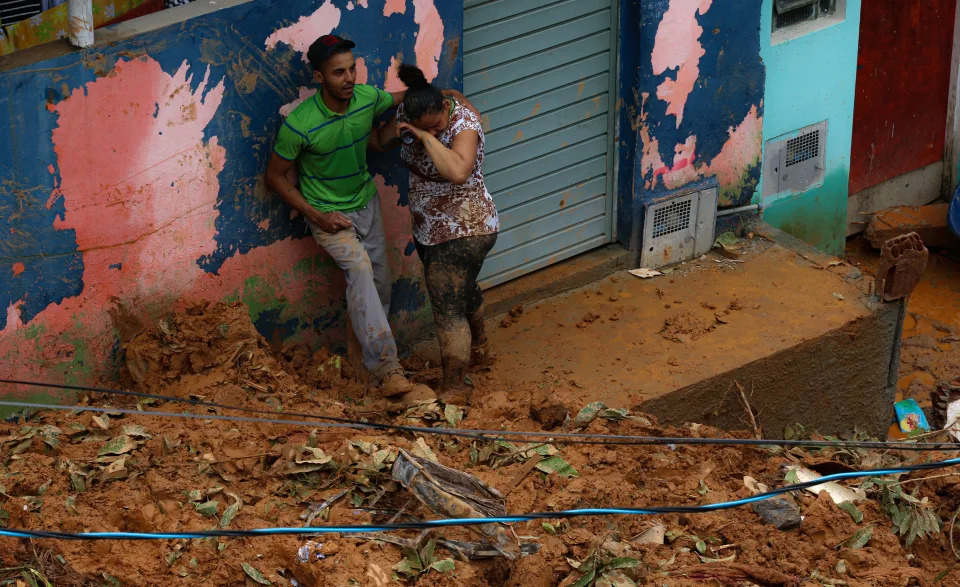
[264,0,341,59]
[705,104,763,194]
[383,0,406,17]
[412,0,444,82]
[280,86,318,117]
[358,0,368,7]
[355,57,369,85]
[347,1,354,9]
[384,55,406,93]
[651,0,712,127]
[12,262,25,276]
[660,136,699,189]
[47,164,55,174]
[257,219,270,230]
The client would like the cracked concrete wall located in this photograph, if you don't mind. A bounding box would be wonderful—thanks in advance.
[0,0,462,391]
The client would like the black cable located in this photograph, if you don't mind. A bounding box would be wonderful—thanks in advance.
[2,379,958,450]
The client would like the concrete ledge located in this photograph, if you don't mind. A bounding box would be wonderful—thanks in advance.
[638,300,903,438]
[847,162,944,237]
[483,244,632,317]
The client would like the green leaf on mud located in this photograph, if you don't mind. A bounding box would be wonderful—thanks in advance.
[429,559,456,574]
[542,522,557,535]
[838,501,864,523]
[570,568,597,587]
[195,500,219,517]
[241,562,271,585]
[98,436,138,457]
[839,526,872,550]
[573,402,607,427]
[220,501,240,528]
[444,404,464,428]
[606,557,639,570]
[536,456,579,478]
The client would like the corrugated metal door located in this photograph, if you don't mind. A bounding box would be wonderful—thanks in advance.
[464,0,618,288]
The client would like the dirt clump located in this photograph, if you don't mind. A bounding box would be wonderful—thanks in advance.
[661,310,714,343]
[575,312,601,329]
[500,305,524,328]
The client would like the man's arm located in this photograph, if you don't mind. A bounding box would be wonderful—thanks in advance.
[264,154,352,233]
[369,115,402,152]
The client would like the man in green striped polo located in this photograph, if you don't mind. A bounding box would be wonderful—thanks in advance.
[264,35,433,402]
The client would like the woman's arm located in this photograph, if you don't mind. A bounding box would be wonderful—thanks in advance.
[398,122,479,185]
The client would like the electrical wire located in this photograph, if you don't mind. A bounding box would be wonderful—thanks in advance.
[2,379,959,450]
[1,456,958,541]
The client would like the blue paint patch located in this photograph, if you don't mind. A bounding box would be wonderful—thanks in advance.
[389,276,426,315]
[109,262,122,270]
[404,240,416,256]
[253,307,300,348]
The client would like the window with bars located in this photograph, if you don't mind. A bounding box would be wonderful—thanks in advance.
[773,0,837,32]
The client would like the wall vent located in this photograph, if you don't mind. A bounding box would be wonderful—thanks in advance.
[640,186,717,270]
[771,0,845,44]
[774,0,836,31]
[762,121,828,199]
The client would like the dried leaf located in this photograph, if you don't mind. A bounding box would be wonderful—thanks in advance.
[241,562,271,585]
[100,457,128,482]
[444,404,464,428]
[121,425,152,439]
[412,438,439,463]
[92,415,110,430]
[597,570,637,587]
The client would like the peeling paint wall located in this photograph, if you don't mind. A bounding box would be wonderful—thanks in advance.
[617,0,766,250]
[757,0,862,255]
[0,0,461,388]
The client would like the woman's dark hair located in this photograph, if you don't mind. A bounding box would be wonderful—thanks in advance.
[397,64,444,121]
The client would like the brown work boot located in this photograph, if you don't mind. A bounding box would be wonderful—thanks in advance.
[379,369,436,406]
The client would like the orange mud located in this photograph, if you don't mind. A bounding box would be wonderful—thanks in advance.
[1,240,958,585]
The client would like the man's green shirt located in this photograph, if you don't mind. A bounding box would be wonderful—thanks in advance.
[274,84,394,212]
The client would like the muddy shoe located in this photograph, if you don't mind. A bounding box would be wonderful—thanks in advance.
[470,341,496,368]
[378,370,436,409]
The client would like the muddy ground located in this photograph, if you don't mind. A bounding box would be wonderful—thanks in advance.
[2,236,960,586]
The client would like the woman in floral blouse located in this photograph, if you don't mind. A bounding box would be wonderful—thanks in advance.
[373,64,498,402]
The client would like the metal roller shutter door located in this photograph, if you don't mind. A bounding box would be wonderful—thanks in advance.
[463,0,618,288]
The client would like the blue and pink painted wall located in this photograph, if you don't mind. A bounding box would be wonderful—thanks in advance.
[0,0,864,390]
[0,0,459,392]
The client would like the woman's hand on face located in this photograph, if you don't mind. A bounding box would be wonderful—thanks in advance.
[396,122,430,144]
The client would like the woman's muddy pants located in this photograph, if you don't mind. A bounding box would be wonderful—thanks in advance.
[416,233,497,389]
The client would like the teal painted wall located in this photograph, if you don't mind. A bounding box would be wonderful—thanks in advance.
[756,0,862,256]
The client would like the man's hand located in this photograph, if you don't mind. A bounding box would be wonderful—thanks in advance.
[306,209,353,234]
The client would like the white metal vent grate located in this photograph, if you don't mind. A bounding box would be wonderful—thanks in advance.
[773,0,836,31]
[651,199,692,239]
[785,130,820,167]
[640,186,717,269]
